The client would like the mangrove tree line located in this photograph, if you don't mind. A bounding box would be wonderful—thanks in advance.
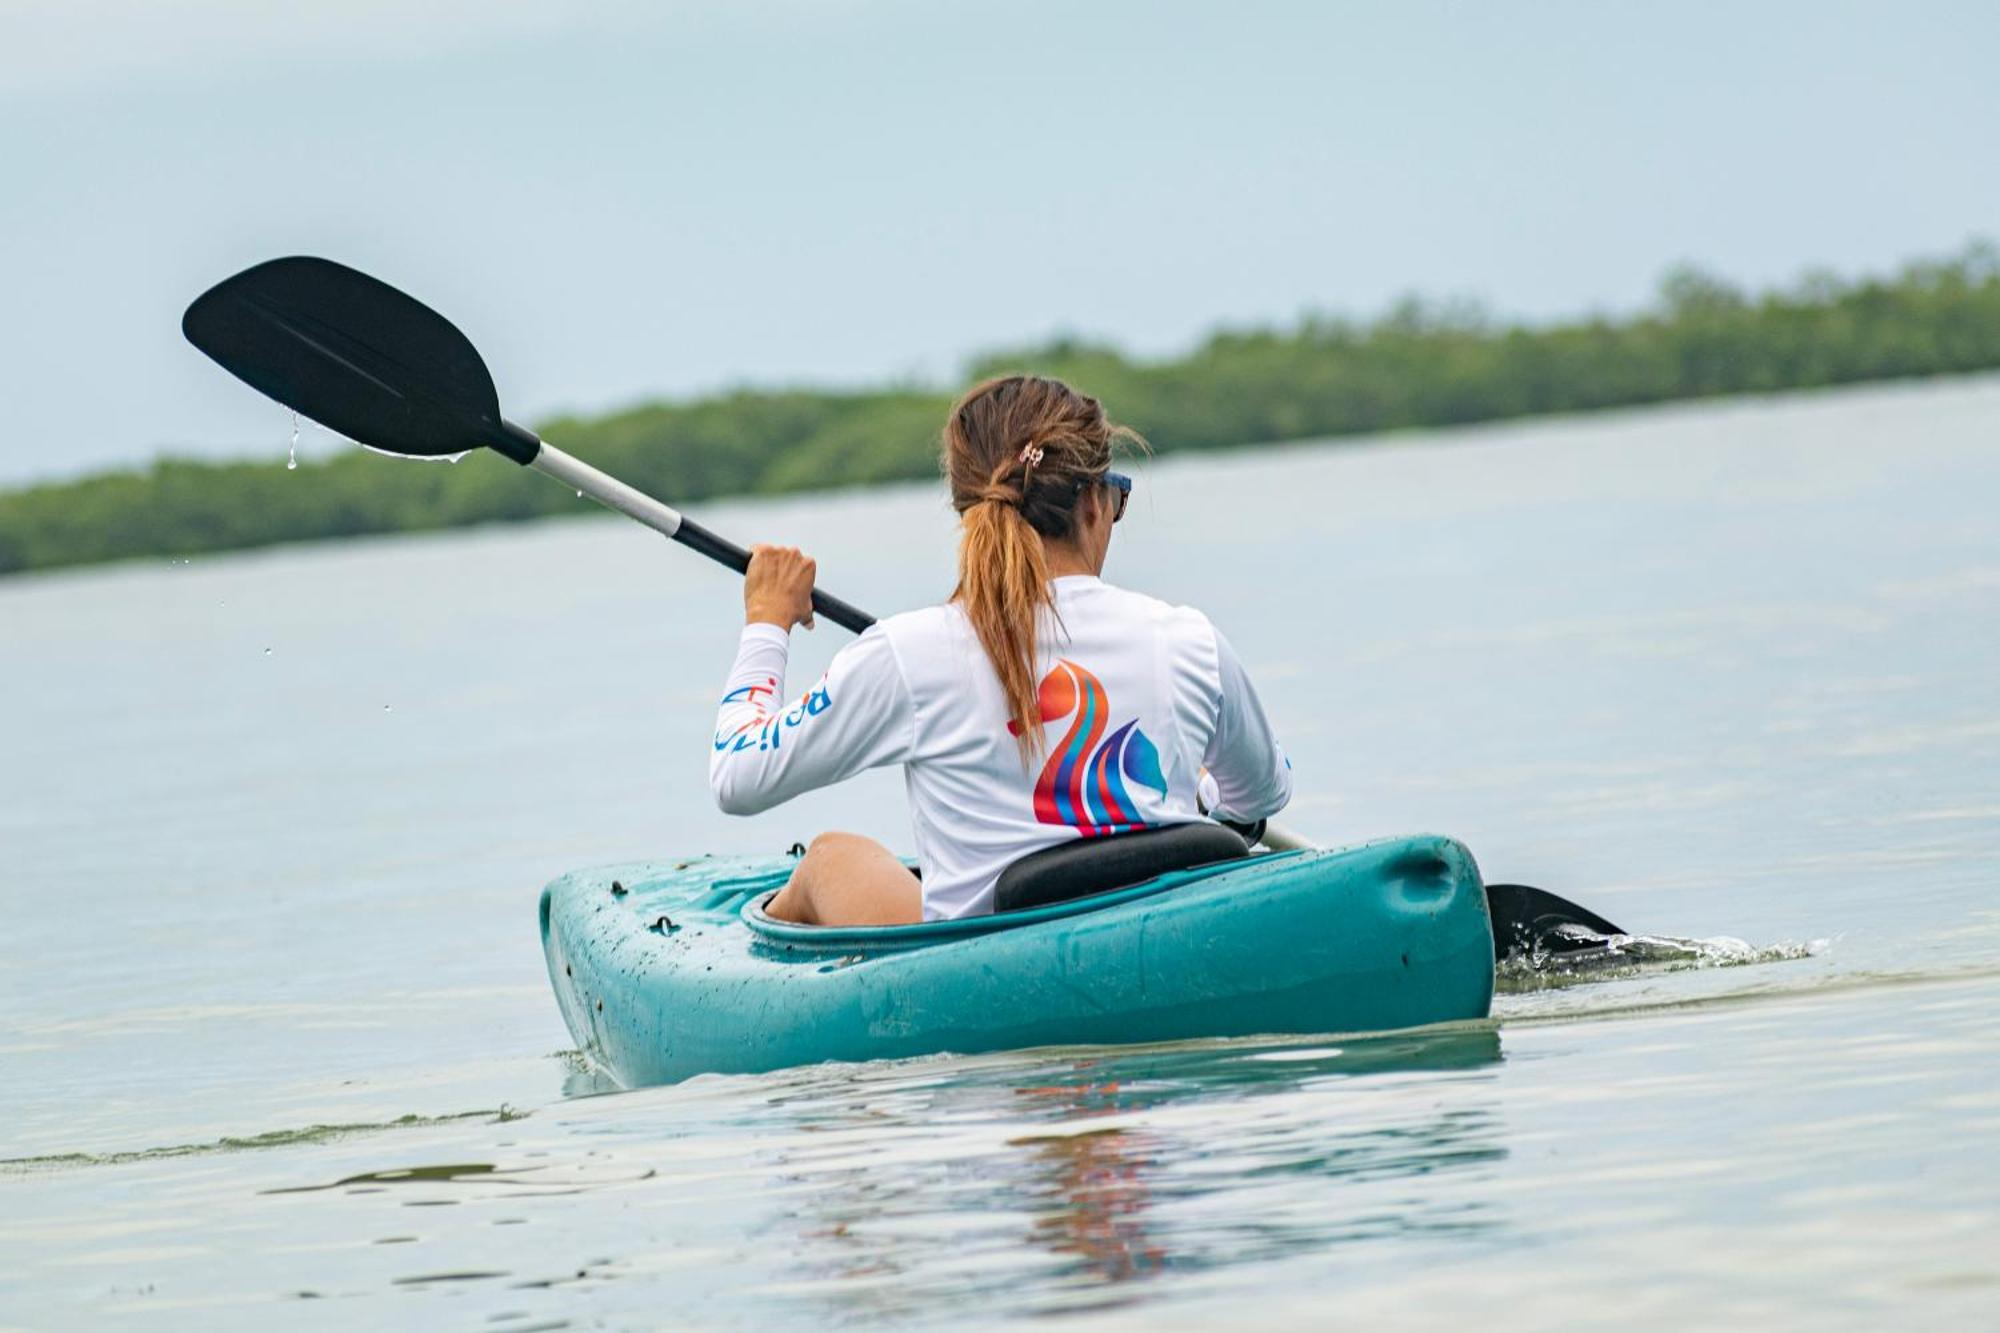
[3,243,1997,576]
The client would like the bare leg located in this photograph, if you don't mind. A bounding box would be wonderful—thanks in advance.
[767,831,922,926]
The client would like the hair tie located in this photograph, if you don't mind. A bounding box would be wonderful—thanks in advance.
[1018,443,1045,469]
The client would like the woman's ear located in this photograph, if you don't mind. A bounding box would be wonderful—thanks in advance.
[1075,480,1106,532]
[1082,481,1115,565]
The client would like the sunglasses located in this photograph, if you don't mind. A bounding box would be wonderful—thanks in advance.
[1101,470,1132,523]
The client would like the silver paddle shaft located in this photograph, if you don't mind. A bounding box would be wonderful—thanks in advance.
[530,442,686,538]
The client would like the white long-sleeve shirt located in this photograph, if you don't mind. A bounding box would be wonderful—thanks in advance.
[710,575,1292,920]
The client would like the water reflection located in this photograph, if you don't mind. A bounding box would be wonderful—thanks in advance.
[1023,1126,1165,1288]
[1013,1100,1167,1295]
[757,1028,1508,1319]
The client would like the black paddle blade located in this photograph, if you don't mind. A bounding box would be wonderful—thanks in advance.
[1485,883,1627,964]
[182,256,537,464]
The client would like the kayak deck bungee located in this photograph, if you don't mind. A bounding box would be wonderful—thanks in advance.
[541,833,1497,1086]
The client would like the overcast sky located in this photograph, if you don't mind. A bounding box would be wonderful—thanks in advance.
[3,0,1995,485]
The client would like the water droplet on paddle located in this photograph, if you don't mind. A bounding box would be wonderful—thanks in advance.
[263,647,273,657]
[382,704,393,713]
[287,412,300,471]
[575,490,583,498]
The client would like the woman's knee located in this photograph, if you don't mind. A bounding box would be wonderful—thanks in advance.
[781,831,919,927]
[774,834,869,924]
[805,830,871,858]
[768,869,820,923]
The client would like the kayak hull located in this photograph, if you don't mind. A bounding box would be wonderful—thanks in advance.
[539,834,1495,1087]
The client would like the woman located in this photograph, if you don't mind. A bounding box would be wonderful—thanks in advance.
[710,374,1292,925]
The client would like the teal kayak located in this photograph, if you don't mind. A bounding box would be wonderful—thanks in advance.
[540,833,1496,1087]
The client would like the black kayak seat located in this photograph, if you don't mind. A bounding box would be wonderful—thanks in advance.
[993,822,1252,914]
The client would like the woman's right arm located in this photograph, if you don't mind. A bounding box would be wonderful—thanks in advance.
[1200,623,1293,823]
[708,546,915,816]
[708,622,914,815]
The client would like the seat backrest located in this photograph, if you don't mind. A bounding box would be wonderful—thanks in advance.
[993,822,1251,914]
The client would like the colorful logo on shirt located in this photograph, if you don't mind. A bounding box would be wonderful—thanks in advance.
[1008,660,1167,837]
[715,675,833,754]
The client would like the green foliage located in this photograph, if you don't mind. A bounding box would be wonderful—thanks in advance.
[6,242,2000,577]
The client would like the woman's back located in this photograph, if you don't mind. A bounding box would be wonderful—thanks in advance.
[711,573,1291,918]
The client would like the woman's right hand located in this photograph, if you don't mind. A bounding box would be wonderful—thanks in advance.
[744,544,817,631]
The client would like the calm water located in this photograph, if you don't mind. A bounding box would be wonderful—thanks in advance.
[4,378,1998,1329]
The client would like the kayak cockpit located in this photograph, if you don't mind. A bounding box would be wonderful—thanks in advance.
[741,847,1304,953]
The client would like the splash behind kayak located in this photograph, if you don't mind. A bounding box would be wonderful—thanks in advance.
[540,834,1496,1087]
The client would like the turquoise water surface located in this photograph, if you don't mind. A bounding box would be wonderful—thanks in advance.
[4,377,1997,1328]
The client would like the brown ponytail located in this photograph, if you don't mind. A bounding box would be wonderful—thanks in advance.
[944,375,1141,761]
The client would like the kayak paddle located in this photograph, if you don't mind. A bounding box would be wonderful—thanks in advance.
[181,256,874,634]
[183,254,1623,964]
